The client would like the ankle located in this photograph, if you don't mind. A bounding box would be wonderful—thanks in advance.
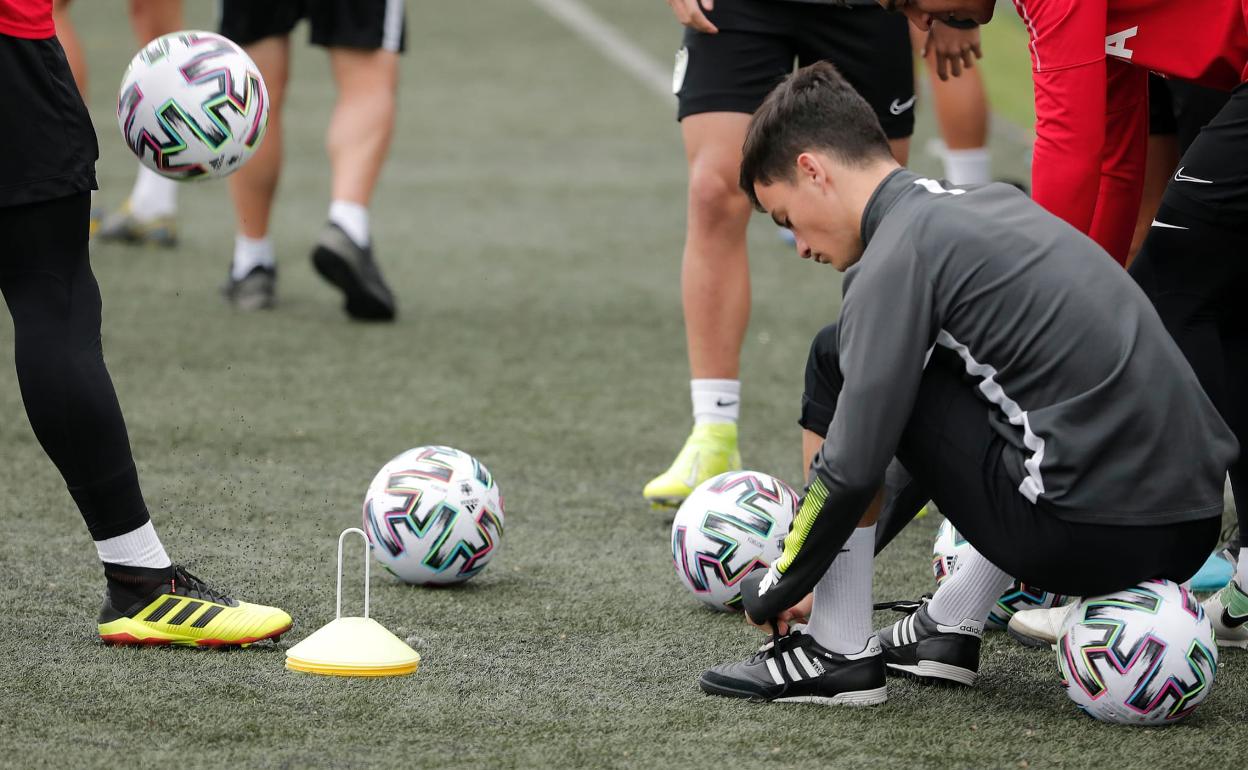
[104,563,173,610]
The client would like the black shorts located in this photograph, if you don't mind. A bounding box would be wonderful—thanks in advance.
[1147,74,1230,154]
[800,323,1219,596]
[218,0,406,53]
[0,33,97,209]
[674,0,914,139]
[1158,82,1248,228]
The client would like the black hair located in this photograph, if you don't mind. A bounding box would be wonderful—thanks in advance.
[739,61,892,210]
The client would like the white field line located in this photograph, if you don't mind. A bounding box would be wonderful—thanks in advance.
[528,0,676,104]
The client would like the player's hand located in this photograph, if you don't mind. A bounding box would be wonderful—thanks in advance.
[746,592,813,635]
[923,21,981,81]
[666,0,718,34]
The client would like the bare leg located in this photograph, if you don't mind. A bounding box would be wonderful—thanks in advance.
[1127,135,1178,266]
[887,137,911,167]
[53,0,87,99]
[680,113,754,381]
[913,25,991,184]
[228,37,290,239]
[326,48,399,207]
[128,0,182,45]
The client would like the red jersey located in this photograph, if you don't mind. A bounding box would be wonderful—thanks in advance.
[1011,0,1248,262]
[0,0,53,39]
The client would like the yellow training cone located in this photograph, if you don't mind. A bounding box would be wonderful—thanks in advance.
[286,528,421,677]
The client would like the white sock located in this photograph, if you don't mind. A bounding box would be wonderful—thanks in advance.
[329,200,370,248]
[129,165,179,220]
[942,147,992,186]
[232,234,275,280]
[806,525,875,654]
[95,521,171,568]
[1237,547,1248,592]
[927,545,1012,626]
[691,379,740,425]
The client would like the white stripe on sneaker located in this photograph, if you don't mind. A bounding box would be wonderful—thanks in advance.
[765,658,784,685]
[794,648,820,678]
[781,652,803,681]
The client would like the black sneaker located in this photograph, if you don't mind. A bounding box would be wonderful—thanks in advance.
[311,222,396,321]
[699,628,887,706]
[877,600,982,686]
[222,264,276,311]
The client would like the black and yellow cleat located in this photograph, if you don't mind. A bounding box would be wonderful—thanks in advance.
[94,200,178,248]
[98,565,291,647]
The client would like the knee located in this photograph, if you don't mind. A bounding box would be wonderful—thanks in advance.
[686,161,751,227]
[800,323,842,434]
[806,323,840,378]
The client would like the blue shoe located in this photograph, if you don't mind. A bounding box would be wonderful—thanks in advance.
[1191,550,1235,593]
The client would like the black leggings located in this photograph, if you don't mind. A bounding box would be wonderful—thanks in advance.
[1130,86,1248,543]
[800,323,1219,597]
[0,193,149,540]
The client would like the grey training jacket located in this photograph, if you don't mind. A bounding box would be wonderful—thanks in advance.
[747,169,1237,621]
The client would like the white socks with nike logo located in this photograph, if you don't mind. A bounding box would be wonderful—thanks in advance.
[691,379,739,425]
[927,546,1013,627]
[807,525,875,655]
[941,147,991,187]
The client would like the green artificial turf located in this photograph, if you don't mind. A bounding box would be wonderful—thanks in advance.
[0,2,1242,768]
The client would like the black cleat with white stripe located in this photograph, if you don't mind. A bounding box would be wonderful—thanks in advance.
[877,601,982,686]
[699,628,887,706]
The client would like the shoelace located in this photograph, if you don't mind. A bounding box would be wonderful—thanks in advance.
[749,620,793,701]
[171,566,238,606]
[873,593,933,616]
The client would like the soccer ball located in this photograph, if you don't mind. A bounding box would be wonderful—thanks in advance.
[932,518,1065,628]
[363,446,504,586]
[671,471,798,611]
[117,30,268,180]
[1057,580,1218,725]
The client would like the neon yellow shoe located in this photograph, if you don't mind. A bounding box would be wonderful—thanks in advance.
[94,200,178,248]
[98,566,292,647]
[643,422,741,508]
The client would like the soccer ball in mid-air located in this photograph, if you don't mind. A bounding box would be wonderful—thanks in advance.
[117,30,268,180]
[1057,580,1218,725]
[932,519,1065,628]
[363,446,504,586]
[672,471,798,611]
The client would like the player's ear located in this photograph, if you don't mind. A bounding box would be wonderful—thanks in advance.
[796,152,829,191]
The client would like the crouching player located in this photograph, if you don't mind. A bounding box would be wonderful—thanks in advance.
[698,62,1236,705]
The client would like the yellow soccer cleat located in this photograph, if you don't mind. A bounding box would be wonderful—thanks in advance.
[98,566,292,647]
[643,422,741,508]
[94,200,178,248]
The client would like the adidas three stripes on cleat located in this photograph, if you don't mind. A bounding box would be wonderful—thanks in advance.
[699,628,888,706]
[98,565,292,647]
[877,601,982,686]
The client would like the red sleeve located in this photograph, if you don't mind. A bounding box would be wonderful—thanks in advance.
[1088,61,1148,264]
[1031,61,1106,238]
[1017,0,1110,238]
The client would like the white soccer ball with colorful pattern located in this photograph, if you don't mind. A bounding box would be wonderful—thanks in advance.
[932,518,1065,628]
[363,446,504,586]
[671,471,797,611]
[117,30,268,180]
[1057,580,1218,725]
